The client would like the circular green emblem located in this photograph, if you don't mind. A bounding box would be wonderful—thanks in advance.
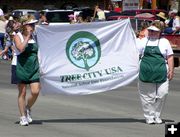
[66,31,101,71]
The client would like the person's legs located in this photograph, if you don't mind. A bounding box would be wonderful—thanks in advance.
[18,83,27,116]
[26,82,40,109]
[26,82,40,123]
[0,34,3,59]
[11,65,18,84]
[163,27,174,34]
[138,80,156,124]
[17,83,28,126]
[153,80,169,123]
[0,33,4,50]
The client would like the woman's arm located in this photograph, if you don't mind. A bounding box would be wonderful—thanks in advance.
[0,46,9,56]
[92,6,98,20]
[13,33,30,53]
[0,50,4,56]
[167,55,174,80]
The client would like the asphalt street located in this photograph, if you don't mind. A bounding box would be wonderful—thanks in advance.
[0,59,180,137]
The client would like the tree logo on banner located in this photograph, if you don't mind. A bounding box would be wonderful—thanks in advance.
[66,31,101,71]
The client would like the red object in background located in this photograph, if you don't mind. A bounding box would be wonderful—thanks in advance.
[114,7,122,12]
[162,34,180,49]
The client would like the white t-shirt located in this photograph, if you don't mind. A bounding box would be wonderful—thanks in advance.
[97,11,106,20]
[0,20,6,33]
[136,37,174,60]
[12,32,36,65]
[172,16,180,31]
[11,32,21,65]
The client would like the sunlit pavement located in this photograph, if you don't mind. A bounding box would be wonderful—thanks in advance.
[0,60,180,137]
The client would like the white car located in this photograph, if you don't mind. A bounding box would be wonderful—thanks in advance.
[12,9,37,17]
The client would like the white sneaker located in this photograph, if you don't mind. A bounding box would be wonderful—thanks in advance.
[146,118,155,124]
[19,116,29,126]
[154,117,163,124]
[26,107,33,123]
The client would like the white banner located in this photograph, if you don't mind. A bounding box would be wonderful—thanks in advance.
[36,19,139,95]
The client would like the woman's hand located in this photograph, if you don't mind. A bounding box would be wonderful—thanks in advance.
[168,69,174,80]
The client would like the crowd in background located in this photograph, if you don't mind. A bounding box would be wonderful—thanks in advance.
[1,6,180,60]
[137,9,180,39]
[0,5,107,60]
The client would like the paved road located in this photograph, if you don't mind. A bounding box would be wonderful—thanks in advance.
[0,60,180,137]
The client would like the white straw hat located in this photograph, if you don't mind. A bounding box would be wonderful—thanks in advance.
[24,19,38,25]
[0,8,4,16]
[21,15,38,25]
[156,12,167,20]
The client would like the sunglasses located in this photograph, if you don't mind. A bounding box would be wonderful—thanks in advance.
[148,30,160,32]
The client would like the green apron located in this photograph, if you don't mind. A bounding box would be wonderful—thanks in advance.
[139,39,167,83]
[16,42,39,83]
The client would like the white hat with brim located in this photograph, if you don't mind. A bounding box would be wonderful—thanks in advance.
[23,19,38,25]
[0,8,4,16]
[169,9,178,14]
[147,26,160,32]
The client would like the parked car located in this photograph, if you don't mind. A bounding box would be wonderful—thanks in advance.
[107,15,154,32]
[107,9,167,22]
[38,9,93,25]
[34,9,77,25]
[12,9,37,17]
[119,9,167,16]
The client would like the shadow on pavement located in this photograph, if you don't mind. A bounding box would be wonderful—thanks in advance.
[15,118,175,125]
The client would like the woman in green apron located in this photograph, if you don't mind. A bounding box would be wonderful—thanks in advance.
[14,15,40,126]
[137,21,174,124]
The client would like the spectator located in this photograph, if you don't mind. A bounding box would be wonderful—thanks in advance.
[164,9,180,34]
[156,12,167,22]
[7,16,22,85]
[76,13,85,23]
[0,8,7,56]
[68,14,76,24]
[107,4,113,11]
[84,16,92,23]
[92,5,106,21]
[114,2,121,13]
[2,15,22,84]
[137,21,150,39]
[155,12,167,31]
[165,10,174,28]
[38,11,48,25]
[0,16,14,59]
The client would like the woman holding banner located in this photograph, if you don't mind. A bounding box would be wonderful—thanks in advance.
[14,14,40,126]
[137,21,174,124]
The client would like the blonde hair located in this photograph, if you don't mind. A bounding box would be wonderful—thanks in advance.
[151,20,164,31]
[21,14,36,25]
